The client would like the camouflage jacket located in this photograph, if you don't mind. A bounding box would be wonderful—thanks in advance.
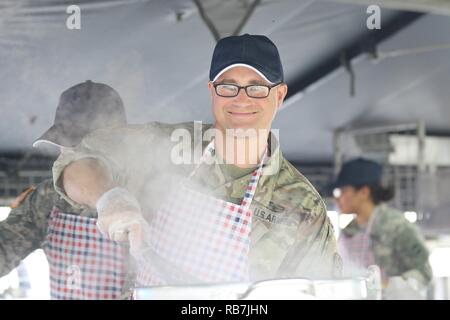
[53,121,342,281]
[340,204,432,286]
[0,179,135,298]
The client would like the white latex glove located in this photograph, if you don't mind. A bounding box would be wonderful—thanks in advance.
[383,276,425,300]
[96,187,149,257]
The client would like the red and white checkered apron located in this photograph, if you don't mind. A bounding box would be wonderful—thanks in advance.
[338,214,376,273]
[136,141,265,286]
[44,208,127,299]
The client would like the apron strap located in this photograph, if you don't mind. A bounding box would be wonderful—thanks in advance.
[240,160,265,212]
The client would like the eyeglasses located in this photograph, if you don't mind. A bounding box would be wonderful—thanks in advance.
[212,82,281,99]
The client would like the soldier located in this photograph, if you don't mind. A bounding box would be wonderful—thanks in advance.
[330,158,432,299]
[0,80,132,299]
[54,34,342,286]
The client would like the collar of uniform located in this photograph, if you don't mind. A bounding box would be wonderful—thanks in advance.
[341,218,362,237]
[341,204,385,237]
[252,133,282,207]
[195,129,282,207]
[228,132,282,207]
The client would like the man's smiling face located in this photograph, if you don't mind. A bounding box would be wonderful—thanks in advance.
[209,66,287,133]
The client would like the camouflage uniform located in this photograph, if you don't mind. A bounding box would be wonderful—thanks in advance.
[53,121,342,281]
[0,179,135,298]
[340,204,432,287]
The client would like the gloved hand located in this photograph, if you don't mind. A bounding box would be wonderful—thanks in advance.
[96,187,150,258]
[383,276,425,300]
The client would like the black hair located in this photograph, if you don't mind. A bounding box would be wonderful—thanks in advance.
[354,184,395,205]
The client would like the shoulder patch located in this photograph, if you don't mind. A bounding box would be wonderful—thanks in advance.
[267,201,285,213]
[10,186,36,209]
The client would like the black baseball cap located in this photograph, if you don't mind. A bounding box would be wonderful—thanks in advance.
[33,80,127,148]
[326,158,382,194]
[209,34,284,84]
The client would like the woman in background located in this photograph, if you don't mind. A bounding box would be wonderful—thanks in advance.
[330,158,432,299]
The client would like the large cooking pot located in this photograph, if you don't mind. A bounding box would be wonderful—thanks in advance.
[133,265,382,300]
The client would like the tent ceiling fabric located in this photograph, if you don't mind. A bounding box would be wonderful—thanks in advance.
[324,0,450,16]
[0,0,449,164]
[284,11,424,101]
[275,13,450,162]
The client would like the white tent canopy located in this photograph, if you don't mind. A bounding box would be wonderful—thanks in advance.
[1,0,450,163]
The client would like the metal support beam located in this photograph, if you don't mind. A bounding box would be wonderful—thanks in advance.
[285,11,425,100]
[324,0,450,16]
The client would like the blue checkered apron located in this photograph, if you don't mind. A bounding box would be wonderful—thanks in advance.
[44,208,127,299]
[136,141,265,285]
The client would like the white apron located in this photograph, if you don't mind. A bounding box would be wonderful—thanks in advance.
[338,212,377,278]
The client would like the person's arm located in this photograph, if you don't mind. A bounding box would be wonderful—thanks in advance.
[0,180,54,277]
[393,222,433,286]
[279,199,342,280]
[381,220,432,299]
[52,125,154,252]
[294,211,342,279]
[52,128,127,209]
[62,158,115,209]
[60,157,148,252]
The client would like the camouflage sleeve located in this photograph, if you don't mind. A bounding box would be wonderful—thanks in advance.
[394,222,433,286]
[295,204,342,279]
[280,199,342,280]
[0,180,56,277]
